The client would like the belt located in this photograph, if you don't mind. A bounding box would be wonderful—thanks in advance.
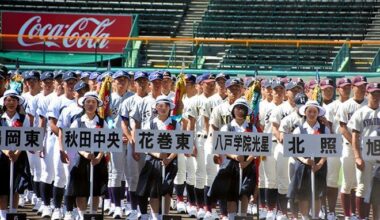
[197,134,207,139]
[272,140,277,143]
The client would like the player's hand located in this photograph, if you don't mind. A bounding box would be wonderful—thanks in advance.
[8,151,20,162]
[312,162,323,172]
[162,158,172,166]
[192,145,198,157]
[304,158,314,166]
[355,157,365,171]
[91,157,102,166]
[60,150,70,164]
[122,136,128,144]
[133,152,140,161]
[213,155,223,164]
[239,160,250,169]
[84,153,95,160]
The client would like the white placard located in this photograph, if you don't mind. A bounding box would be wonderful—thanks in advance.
[0,127,45,151]
[135,129,194,154]
[62,128,123,152]
[362,136,380,161]
[283,134,342,157]
[211,131,272,156]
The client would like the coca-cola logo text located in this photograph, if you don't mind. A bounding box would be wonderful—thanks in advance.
[2,12,132,53]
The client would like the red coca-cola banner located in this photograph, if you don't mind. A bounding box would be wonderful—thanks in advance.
[1,12,133,54]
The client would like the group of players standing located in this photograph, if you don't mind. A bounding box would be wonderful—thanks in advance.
[0,64,379,220]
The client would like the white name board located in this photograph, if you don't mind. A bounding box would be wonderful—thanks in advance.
[135,129,194,154]
[283,134,342,157]
[211,131,272,156]
[362,136,380,160]
[62,128,123,152]
[0,127,44,151]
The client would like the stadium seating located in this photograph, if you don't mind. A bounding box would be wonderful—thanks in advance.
[0,0,190,37]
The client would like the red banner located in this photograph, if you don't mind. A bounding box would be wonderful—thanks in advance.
[1,12,133,54]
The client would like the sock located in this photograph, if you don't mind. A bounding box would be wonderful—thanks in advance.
[112,187,122,207]
[129,191,139,210]
[33,181,41,198]
[40,182,53,206]
[277,193,288,215]
[204,186,212,211]
[108,187,114,204]
[195,187,204,208]
[186,184,196,205]
[289,198,299,219]
[219,199,227,216]
[175,184,185,202]
[227,212,236,220]
[65,196,75,212]
[265,188,278,211]
[53,186,64,208]
[326,187,338,213]
[259,188,266,208]
[138,196,148,214]
[356,197,366,219]
[351,190,356,215]
[341,193,351,217]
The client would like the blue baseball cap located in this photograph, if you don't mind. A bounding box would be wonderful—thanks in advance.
[162,71,172,79]
[63,71,77,81]
[74,70,82,77]
[24,70,40,80]
[244,77,254,89]
[80,72,90,79]
[134,71,149,81]
[74,80,89,92]
[112,70,130,79]
[295,93,308,106]
[89,72,100,80]
[53,70,64,79]
[149,71,163,82]
[128,71,134,78]
[185,74,196,84]
[41,71,54,81]
[226,78,242,88]
[216,73,230,81]
[198,73,216,84]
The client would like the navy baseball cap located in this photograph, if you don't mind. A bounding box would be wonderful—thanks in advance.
[295,93,308,106]
[112,70,130,80]
[226,78,242,88]
[286,78,304,90]
[74,70,82,77]
[134,71,149,81]
[271,80,285,89]
[198,73,216,84]
[185,74,196,84]
[89,72,100,80]
[24,70,40,80]
[63,71,77,81]
[80,72,90,79]
[216,73,230,81]
[261,79,272,88]
[128,71,134,78]
[163,71,172,79]
[53,70,64,79]
[149,71,163,82]
[74,80,89,92]
[41,71,54,81]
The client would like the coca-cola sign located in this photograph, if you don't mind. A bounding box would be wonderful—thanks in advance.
[1,12,133,53]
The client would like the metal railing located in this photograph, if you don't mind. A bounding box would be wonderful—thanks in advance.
[167,44,177,68]
[124,15,140,68]
[370,49,380,72]
[331,43,350,72]
[191,43,204,69]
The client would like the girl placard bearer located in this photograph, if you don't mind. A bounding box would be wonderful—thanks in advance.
[136,95,179,220]
[0,90,32,220]
[208,98,257,220]
[288,100,329,220]
[66,92,108,219]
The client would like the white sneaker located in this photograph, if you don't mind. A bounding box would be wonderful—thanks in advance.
[52,208,62,220]
[37,204,45,215]
[104,199,111,212]
[124,202,132,216]
[63,211,74,220]
[301,216,310,220]
[221,216,228,220]
[31,194,38,205]
[32,199,42,212]
[188,206,197,218]
[108,203,115,216]
[176,201,186,214]
[276,212,288,220]
[327,212,336,220]
[140,214,149,220]
[211,210,219,220]
[18,196,25,208]
[204,211,213,220]
[319,209,326,219]
[113,206,123,219]
[126,210,139,220]
[251,204,258,215]
[259,208,267,219]
[41,206,52,218]
[266,210,276,220]
[197,208,206,219]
